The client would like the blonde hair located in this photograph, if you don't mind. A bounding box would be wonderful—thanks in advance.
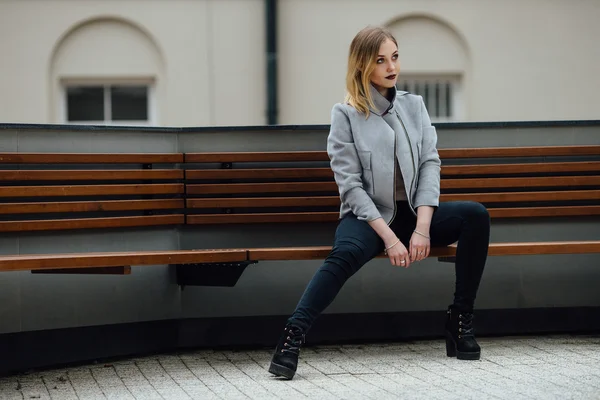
[344,26,398,117]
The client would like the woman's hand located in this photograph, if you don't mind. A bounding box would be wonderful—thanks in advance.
[367,218,411,268]
[384,238,410,268]
[409,230,430,262]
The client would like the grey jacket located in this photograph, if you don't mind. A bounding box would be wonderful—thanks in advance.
[327,86,441,224]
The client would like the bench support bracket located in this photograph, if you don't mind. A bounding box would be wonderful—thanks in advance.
[175,261,257,288]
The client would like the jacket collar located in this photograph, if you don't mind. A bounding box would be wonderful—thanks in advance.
[368,84,410,116]
[369,84,396,116]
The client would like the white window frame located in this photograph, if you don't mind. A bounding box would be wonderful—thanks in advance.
[397,75,463,122]
[59,78,157,126]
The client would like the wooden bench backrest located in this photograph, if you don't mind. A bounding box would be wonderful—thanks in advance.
[183,146,600,224]
[0,153,185,232]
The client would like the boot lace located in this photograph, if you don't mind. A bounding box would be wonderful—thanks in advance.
[281,326,305,355]
[458,313,474,338]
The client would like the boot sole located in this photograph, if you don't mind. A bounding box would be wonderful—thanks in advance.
[456,351,480,360]
[445,333,481,360]
[269,362,295,380]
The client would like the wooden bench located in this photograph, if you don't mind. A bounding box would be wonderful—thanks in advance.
[0,145,598,283]
[0,152,187,231]
[0,249,249,283]
[183,145,600,266]
[0,152,189,274]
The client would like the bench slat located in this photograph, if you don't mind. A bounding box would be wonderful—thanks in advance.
[3,239,598,272]
[187,196,340,209]
[0,199,184,214]
[247,240,600,261]
[488,205,600,218]
[184,146,600,164]
[0,169,183,181]
[186,162,600,181]
[0,184,184,197]
[187,190,600,209]
[187,206,600,225]
[187,164,599,180]
[438,145,600,159]
[442,176,600,189]
[0,249,247,271]
[0,214,184,232]
[442,190,600,203]
[185,151,330,163]
[247,246,456,260]
[442,161,600,176]
[187,177,599,194]
[0,153,184,164]
[187,182,337,195]
[187,212,338,224]
[486,241,600,255]
[185,168,333,180]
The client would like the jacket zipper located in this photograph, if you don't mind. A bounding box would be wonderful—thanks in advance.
[396,111,417,216]
[388,128,397,226]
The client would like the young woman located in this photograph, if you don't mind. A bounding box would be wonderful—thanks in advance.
[269,26,490,380]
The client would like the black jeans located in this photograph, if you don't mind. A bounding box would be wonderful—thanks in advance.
[288,201,490,331]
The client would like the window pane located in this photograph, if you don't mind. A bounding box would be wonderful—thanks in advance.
[445,82,452,118]
[111,86,148,121]
[67,86,104,121]
[397,76,459,120]
[435,83,440,118]
[414,81,422,97]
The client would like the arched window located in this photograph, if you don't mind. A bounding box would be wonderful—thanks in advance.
[49,18,164,125]
[387,16,470,122]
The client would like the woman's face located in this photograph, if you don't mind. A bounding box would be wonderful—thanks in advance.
[370,39,399,96]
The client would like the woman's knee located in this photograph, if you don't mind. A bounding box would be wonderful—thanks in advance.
[462,201,490,226]
[324,239,375,275]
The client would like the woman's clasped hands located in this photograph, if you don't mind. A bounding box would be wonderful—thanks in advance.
[384,230,430,268]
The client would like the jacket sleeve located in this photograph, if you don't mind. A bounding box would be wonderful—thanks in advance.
[414,96,441,208]
[327,104,382,221]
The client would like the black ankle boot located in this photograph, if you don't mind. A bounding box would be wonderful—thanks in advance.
[269,324,306,380]
[445,305,481,360]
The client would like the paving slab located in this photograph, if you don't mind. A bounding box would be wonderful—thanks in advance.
[3,335,600,399]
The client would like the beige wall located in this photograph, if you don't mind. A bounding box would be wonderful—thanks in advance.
[279,0,600,124]
[0,0,598,126]
[0,0,265,126]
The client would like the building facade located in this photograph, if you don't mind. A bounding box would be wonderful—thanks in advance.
[1,0,599,126]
